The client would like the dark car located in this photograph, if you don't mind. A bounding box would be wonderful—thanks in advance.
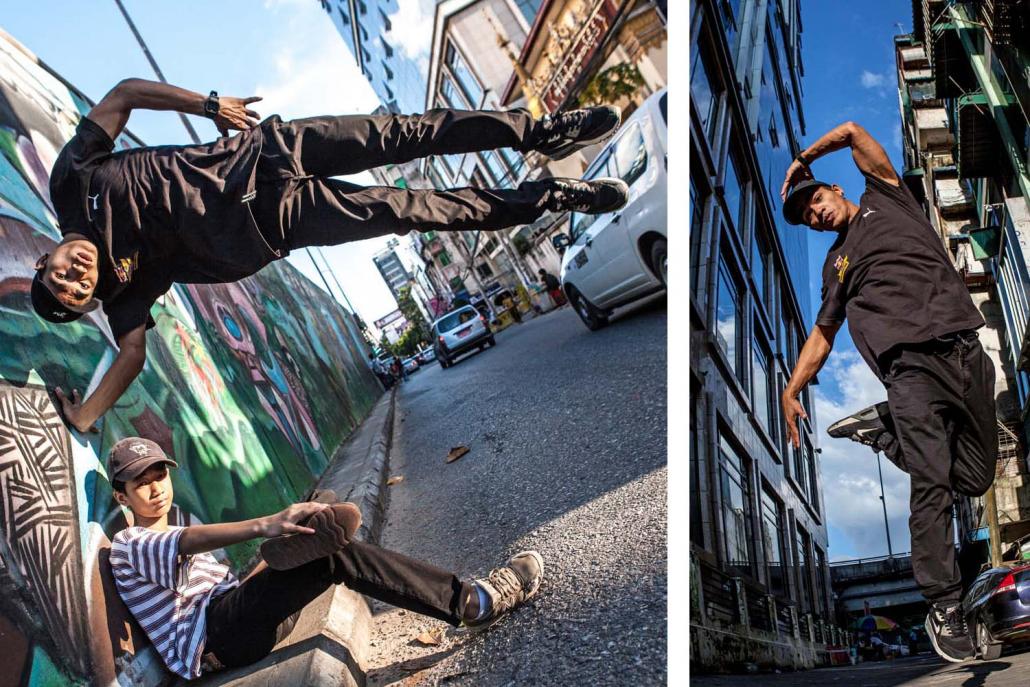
[962,563,1030,659]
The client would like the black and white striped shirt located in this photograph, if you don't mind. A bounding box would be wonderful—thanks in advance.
[110,526,239,679]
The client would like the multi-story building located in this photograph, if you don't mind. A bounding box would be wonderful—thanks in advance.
[318,0,428,114]
[894,0,1030,570]
[689,0,839,671]
[373,239,413,298]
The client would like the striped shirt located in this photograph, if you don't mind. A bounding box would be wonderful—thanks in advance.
[110,526,239,679]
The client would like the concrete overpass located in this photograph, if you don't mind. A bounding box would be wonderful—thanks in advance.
[830,553,928,628]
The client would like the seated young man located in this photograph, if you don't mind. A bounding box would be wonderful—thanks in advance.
[106,437,543,679]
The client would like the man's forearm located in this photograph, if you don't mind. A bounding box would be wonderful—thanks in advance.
[76,349,145,430]
[797,122,856,166]
[178,518,270,556]
[115,78,207,117]
[785,327,835,399]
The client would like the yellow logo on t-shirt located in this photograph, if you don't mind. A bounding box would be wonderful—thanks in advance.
[834,254,850,283]
[113,252,139,283]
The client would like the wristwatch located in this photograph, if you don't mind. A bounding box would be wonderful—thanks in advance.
[795,152,812,168]
[203,91,220,118]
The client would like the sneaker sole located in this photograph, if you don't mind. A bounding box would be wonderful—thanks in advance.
[826,403,888,438]
[925,614,971,664]
[545,107,623,161]
[260,503,362,571]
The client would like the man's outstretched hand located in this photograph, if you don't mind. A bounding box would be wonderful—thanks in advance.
[213,95,263,137]
[780,158,814,201]
[55,387,99,433]
[781,390,808,449]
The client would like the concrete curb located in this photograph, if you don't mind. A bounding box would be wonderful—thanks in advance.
[188,388,398,687]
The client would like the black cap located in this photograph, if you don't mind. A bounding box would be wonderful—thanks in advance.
[783,179,833,226]
[31,269,100,323]
[107,437,179,483]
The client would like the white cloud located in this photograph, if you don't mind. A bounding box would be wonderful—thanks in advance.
[814,351,912,561]
[860,70,885,89]
[387,0,434,75]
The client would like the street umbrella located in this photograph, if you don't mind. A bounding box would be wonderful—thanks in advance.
[852,614,899,632]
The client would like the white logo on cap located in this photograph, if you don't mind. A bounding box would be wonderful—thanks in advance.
[51,311,68,319]
[129,443,150,456]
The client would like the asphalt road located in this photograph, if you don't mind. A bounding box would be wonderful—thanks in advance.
[363,297,668,686]
[692,647,1030,687]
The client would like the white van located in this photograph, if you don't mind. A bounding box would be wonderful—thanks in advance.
[554,89,667,330]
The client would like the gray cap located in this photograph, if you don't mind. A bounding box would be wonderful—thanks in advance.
[783,179,833,226]
[107,437,178,483]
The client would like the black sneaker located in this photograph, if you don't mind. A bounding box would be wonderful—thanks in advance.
[543,177,629,215]
[828,403,908,472]
[926,601,973,663]
[533,105,622,160]
[464,550,544,630]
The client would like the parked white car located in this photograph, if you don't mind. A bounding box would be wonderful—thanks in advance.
[554,89,667,330]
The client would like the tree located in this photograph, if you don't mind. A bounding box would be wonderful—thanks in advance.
[578,63,646,108]
[396,285,430,343]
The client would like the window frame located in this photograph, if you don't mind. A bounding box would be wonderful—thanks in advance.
[718,431,755,576]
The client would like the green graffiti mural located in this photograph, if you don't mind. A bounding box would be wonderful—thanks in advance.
[0,30,380,685]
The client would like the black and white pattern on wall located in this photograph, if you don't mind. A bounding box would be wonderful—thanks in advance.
[0,384,89,677]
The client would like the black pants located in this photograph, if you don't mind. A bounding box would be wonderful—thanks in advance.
[203,540,474,669]
[879,331,997,603]
[254,108,551,248]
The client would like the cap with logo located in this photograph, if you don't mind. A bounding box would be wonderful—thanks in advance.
[107,437,179,483]
[783,179,833,226]
[31,269,101,323]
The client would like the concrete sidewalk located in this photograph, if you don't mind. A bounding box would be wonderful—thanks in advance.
[187,388,397,687]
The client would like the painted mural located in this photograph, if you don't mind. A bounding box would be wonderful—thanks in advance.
[0,30,381,686]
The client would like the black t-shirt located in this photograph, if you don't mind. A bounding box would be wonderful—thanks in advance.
[48,116,289,341]
[816,171,984,379]
[542,273,560,290]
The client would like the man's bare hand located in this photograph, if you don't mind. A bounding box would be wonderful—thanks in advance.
[781,391,808,449]
[55,387,99,433]
[780,158,814,201]
[259,502,329,538]
[213,95,263,137]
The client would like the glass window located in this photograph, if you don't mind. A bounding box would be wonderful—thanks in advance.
[752,228,768,308]
[690,30,718,141]
[761,488,786,597]
[716,257,742,380]
[805,435,819,505]
[438,250,451,267]
[793,436,809,498]
[570,153,614,241]
[720,435,752,575]
[690,179,705,294]
[814,547,828,617]
[480,151,510,187]
[612,124,648,186]
[659,92,667,124]
[752,335,772,436]
[440,72,465,108]
[513,0,543,25]
[497,146,524,182]
[795,526,813,611]
[691,383,704,547]
[723,153,745,239]
[337,5,350,25]
[445,42,483,106]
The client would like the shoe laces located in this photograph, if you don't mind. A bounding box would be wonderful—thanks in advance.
[481,566,525,617]
[937,604,967,637]
[539,109,587,144]
[546,180,591,211]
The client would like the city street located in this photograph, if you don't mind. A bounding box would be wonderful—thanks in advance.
[363,298,668,686]
[692,648,1030,687]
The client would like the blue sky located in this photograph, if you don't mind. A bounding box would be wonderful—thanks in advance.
[798,0,919,560]
[2,0,437,329]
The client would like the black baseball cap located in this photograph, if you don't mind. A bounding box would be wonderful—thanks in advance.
[31,267,100,323]
[783,179,833,226]
[107,437,178,483]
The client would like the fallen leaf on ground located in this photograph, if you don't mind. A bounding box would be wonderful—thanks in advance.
[414,627,445,646]
[445,445,470,463]
[387,475,404,486]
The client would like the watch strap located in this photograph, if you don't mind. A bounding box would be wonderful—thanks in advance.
[204,91,219,118]
[796,152,812,167]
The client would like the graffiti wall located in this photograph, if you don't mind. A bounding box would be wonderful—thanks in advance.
[0,30,381,686]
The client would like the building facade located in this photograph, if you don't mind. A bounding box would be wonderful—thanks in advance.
[373,239,413,298]
[894,0,1030,567]
[318,0,428,114]
[689,0,839,672]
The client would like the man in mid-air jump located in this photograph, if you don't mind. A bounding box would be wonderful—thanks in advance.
[779,121,996,663]
[34,78,628,432]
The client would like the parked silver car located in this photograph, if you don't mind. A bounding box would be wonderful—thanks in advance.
[432,305,495,369]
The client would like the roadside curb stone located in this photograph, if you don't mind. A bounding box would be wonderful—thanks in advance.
[185,387,397,687]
